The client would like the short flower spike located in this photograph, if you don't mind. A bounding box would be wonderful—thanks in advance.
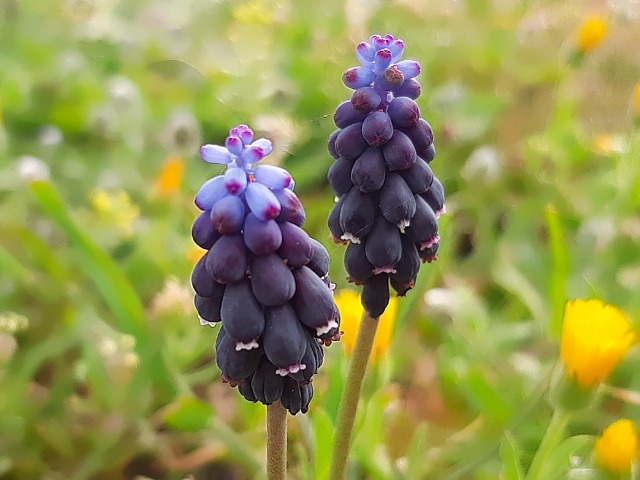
[191,125,340,415]
[560,299,636,388]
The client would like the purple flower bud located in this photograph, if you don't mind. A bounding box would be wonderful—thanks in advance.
[384,33,395,42]
[342,66,376,89]
[356,42,375,64]
[230,124,254,145]
[195,175,227,210]
[369,34,387,50]
[200,144,233,164]
[254,164,292,190]
[242,139,272,165]
[225,135,243,155]
[374,48,393,72]
[378,65,405,91]
[211,195,245,234]
[274,187,306,226]
[388,39,405,62]
[224,166,248,195]
[245,182,281,221]
[251,138,273,156]
[395,60,421,80]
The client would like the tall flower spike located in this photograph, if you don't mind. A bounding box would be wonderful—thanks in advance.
[191,124,340,415]
[327,34,445,317]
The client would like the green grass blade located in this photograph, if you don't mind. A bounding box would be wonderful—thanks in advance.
[544,205,570,338]
[30,180,147,338]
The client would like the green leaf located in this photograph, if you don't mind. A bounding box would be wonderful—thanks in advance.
[312,408,335,480]
[30,180,146,337]
[466,368,512,424]
[0,243,33,283]
[163,396,214,432]
[406,423,429,480]
[30,180,180,398]
[536,435,592,480]
[544,205,570,338]
[500,431,524,480]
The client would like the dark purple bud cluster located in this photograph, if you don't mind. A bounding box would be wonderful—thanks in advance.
[327,34,445,317]
[192,124,339,415]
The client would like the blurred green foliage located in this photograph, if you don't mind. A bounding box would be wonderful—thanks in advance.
[1,0,640,479]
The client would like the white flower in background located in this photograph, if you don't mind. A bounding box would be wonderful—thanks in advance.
[0,332,17,362]
[161,110,202,153]
[150,277,193,316]
[16,155,50,183]
[462,145,503,183]
[253,114,296,165]
[38,125,63,148]
[576,215,616,251]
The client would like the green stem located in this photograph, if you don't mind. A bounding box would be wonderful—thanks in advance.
[267,401,287,480]
[526,409,572,480]
[328,310,379,480]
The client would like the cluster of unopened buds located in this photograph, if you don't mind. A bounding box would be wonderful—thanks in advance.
[327,33,445,317]
[191,125,340,414]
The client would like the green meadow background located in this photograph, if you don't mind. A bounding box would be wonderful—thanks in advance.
[1,0,640,478]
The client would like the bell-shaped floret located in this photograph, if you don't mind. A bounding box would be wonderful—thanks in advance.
[263,303,307,375]
[291,266,340,338]
[277,222,313,268]
[245,182,281,221]
[211,195,245,234]
[220,279,265,349]
[243,213,282,255]
[365,217,402,274]
[361,274,390,318]
[250,253,296,306]
[205,234,248,284]
[251,358,285,405]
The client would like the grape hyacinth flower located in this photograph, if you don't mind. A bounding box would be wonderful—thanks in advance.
[327,33,445,317]
[191,124,340,415]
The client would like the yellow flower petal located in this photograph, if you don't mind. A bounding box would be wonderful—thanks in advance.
[575,16,607,52]
[560,299,636,388]
[334,289,398,363]
[155,155,184,195]
[595,419,639,474]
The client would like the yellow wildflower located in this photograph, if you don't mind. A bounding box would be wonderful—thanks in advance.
[155,155,184,195]
[335,289,398,363]
[560,299,636,388]
[595,419,639,474]
[634,82,640,116]
[90,189,140,237]
[593,134,626,155]
[575,16,608,52]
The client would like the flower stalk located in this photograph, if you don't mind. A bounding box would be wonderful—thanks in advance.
[328,310,380,480]
[266,401,288,480]
[525,409,572,480]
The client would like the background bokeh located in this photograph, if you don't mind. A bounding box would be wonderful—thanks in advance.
[2,0,640,479]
